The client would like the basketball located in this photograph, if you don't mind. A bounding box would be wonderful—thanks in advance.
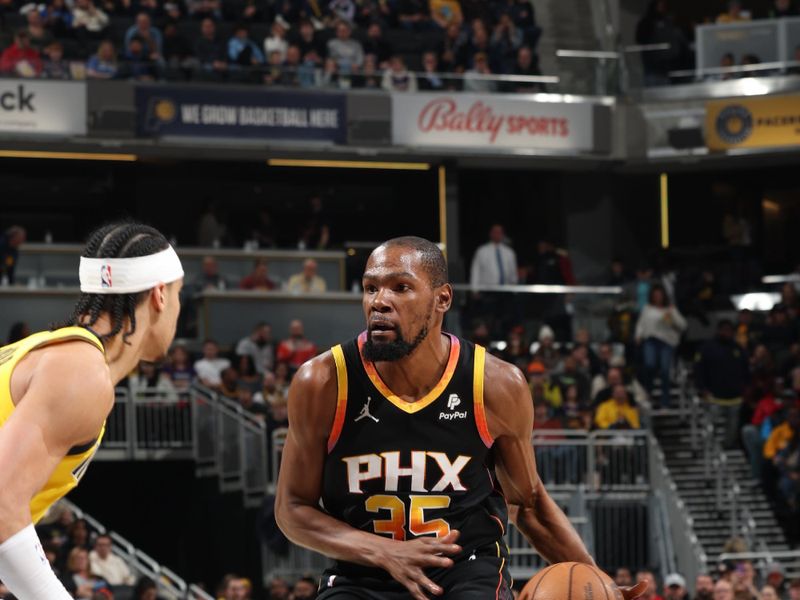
[519,562,623,600]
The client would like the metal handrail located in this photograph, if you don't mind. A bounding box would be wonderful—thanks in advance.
[452,283,622,295]
[669,60,800,80]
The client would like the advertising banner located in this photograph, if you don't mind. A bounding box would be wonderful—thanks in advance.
[136,86,347,143]
[0,80,86,135]
[706,94,800,151]
[392,93,601,152]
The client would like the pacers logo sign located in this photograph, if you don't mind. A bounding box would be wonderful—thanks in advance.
[715,105,753,145]
[707,94,800,150]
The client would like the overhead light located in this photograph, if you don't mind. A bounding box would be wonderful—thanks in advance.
[731,292,780,311]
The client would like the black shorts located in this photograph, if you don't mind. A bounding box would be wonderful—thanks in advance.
[317,541,513,600]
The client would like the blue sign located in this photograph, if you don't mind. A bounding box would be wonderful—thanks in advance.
[136,86,347,143]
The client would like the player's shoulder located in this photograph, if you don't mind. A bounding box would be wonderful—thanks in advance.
[483,350,529,393]
[35,340,114,403]
[289,350,339,407]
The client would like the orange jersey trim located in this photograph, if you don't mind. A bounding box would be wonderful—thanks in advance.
[327,345,348,453]
[473,345,493,447]
[356,332,460,415]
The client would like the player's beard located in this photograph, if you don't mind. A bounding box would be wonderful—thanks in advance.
[362,322,429,362]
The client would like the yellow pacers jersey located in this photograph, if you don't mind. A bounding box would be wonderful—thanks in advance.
[0,327,106,523]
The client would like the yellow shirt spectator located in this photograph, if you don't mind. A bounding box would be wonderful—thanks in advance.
[595,386,641,430]
[286,258,327,294]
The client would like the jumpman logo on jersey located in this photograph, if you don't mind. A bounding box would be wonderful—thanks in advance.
[355,396,379,423]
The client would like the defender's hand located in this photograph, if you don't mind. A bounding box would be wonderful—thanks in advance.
[619,581,649,600]
[378,530,461,600]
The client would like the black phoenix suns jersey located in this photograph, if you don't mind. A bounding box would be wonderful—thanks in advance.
[321,332,508,579]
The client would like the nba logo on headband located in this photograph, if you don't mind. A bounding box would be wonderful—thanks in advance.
[100,264,112,288]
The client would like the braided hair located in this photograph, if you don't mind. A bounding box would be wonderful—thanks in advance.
[63,222,170,343]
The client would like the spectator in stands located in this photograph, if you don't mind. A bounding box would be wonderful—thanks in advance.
[125,12,162,57]
[0,225,25,285]
[527,360,563,411]
[186,0,221,20]
[554,351,591,406]
[236,322,275,374]
[25,10,53,52]
[595,384,640,430]
[327,20,364,72]
[59,518,92,565]
[292,19,323,59]
[264,48,284,84]
[768,0,799,17]
[319,56,341,87]
[61,547,108,599]
[717,0,752,22]
[89,534,134,586]
[41,0,73,35]
[534,325,561,370]
[163,21,194,72]
[276,43,302,85]
[457,19,499,73]
[287,258,327,293]
[616,568,634,588]
[764,406,799,488]
[219,366,241,400]
[775,422,800,509]
[268,576,291,600]
[636,571,664,600]
[228,23,265,68]
[714,579,734,600]
[193,256,228,293]
[636,0,689,87]
[298,194,331,250]
[240,257,278,290]
[492,11,523,70]
[133,576,159,600]
[329,0,356,23]
[193,18,227,78]
[276,319,318,371]
[418,50,446,90]
[695,574,715,600]
[6,321,30,344]
[761,586,779,600]
[274,361,292,395]
[499,325,530,371]
[765,563,787,597]
[363,22,392,67]
[194,339,231,388]
[86,39,118,78]
[430,0,463,29]
[696,319,751,449]
[357,52,381,88]
[470,224,518,287]
[397,0,432,30]
[72,0,109,38]
[789,579,800,600]
[264,19,289,62]
[0,30,42,76]
[664,574,687,600]
[292,576,318,599]
[635,284,686,408]
[593,366,624,408]
[254,371,284,405]
[163,345,195,393]
[437,20,464,72]
[119,35,159,80]
[503,45,543,93]
[382,54,417,91]
[130,361,177,399]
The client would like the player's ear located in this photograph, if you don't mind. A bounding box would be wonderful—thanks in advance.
[436,283,453,313]
[150,282,168,312]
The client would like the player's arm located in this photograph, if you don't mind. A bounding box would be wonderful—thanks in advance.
[0,342,113,599]
[483,354,594,565]
[275,353,461,600]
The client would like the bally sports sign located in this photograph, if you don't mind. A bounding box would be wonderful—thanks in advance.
[391,93,608,153]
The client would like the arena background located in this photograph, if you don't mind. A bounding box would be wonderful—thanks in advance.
[1,0,800,597]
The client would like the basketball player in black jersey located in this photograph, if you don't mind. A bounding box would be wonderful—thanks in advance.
[276,237,645,600]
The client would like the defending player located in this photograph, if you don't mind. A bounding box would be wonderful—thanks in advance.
[276,237,645,600]
[0,222,183,599]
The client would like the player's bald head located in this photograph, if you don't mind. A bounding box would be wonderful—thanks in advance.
[376,236,448,288]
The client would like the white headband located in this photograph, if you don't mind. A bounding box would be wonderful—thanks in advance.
[79,246,184,294]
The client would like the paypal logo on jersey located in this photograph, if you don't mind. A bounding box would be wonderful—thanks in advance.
[440,394,467,420]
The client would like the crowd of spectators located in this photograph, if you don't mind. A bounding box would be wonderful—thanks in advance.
[612,564,800,600]
[635,0,800,87]
[0,0,544,91]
